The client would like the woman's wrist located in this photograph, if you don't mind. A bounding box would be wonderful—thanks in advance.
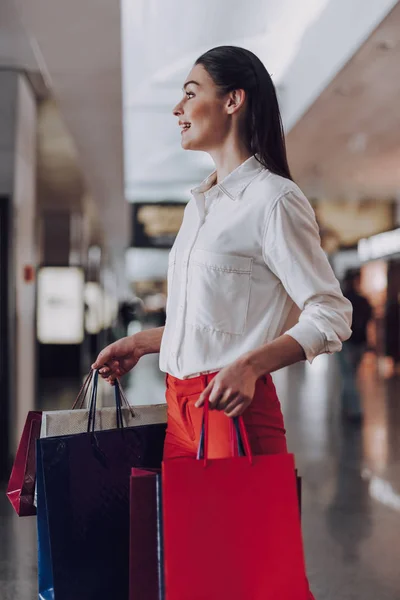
[240,334,306,379]
[238,353,266,381]
[132,327,164,357]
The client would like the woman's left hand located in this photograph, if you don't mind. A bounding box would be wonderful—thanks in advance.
[195,360,259,417]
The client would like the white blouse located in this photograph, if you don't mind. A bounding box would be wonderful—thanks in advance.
[159,156,352,379]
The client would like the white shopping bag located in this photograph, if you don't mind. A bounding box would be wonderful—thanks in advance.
[40,403,167,438]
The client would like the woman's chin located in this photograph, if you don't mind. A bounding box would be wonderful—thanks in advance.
[181,137,201,151]
[181,137,192,150]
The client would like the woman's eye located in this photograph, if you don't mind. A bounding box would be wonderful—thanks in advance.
[185,91,194,99]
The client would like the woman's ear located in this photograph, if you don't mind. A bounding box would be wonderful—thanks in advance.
[226,89,246,114]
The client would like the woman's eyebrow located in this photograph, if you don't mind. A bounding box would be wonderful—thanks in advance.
[183,80,200,91]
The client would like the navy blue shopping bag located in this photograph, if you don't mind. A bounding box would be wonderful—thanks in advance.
[37,372,166,600]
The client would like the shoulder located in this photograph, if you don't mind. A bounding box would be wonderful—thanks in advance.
[248,170,315,228]
[250,170,311,212]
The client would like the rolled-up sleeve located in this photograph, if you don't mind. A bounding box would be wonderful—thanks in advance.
[262,190,352,363]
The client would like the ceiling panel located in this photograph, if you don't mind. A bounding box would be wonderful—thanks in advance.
[0,0,40,69]
[287,1,400,200]
[122,0,398,203]
[13,0,129,265]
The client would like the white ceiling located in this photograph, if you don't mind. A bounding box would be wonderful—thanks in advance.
[122,0,398,203]
[0,0,39,70]
[287,1,400,200]
[1,0,129,277]
[1,0,399,284]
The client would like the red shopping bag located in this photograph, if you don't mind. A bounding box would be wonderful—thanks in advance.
[7,411,42,516]
[162,403,309,600]
[130,468,163,600]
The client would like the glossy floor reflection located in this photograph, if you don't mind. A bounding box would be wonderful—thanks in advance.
[275,355,400,600]
[1,353,399,599]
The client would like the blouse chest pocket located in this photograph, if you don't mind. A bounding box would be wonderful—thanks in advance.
[186,249,253,335]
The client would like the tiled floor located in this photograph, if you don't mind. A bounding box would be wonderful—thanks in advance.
[1,352,400,599]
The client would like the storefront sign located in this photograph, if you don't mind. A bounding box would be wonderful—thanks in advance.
[131,203,185,248]
[37,267,85,344]
[313,199,394,247]
[358,228,400,262]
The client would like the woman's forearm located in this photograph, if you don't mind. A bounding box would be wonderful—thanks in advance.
[134,328,306,373]
[134,326,165,357]
[240,334,306,379]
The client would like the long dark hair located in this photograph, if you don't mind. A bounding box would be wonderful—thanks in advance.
[195,46,292,180]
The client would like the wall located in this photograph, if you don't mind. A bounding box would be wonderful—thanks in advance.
[0,71,18,194]
[13,75,37,446]
[0,71,37,455]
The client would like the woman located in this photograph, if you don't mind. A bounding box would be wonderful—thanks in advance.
[93,46,352,598]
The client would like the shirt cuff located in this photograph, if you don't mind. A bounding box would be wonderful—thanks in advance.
[284,320,336,364]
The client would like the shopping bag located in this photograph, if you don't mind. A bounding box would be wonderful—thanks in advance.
[40,385,166,437]
[6,411,42,516]
[40,403,166,436]
[37,371,167,600]
[34,371,166,506]
[129,468,164,600]
[161,403,309,600]
[39,368,166,437]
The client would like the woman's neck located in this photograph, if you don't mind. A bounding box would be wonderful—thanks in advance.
[209,137,253,184]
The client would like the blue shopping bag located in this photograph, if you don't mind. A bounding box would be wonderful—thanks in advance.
[36,372,166,600]
[37,441,54,600]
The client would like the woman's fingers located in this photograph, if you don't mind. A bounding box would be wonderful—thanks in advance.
[97,364,122,381]
[96,359,118,375]
[196,381,240,411]
[92,345,115,370]
[224,395,245,418]
[195,380,214,408]
[216,389,238,411]
[208,382,227,410]
[99,361,115,373]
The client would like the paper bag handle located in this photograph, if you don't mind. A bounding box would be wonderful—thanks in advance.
[86,370,133,432]
[197,401,253,467]
[71,370,94,410]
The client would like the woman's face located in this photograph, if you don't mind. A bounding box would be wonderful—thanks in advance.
[173,64,230,152]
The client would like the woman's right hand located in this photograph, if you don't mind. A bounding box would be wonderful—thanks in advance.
[91,335,144,382]
[92,327,164,382]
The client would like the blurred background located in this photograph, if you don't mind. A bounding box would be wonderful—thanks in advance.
[1,1,400,598]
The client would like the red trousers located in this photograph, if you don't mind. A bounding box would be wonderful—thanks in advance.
[164,371,287,460]
[163,371,316,600]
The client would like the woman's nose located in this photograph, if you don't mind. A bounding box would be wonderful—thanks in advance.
[173,101,183,117]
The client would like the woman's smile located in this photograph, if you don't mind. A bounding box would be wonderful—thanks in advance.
[179,121,191,135]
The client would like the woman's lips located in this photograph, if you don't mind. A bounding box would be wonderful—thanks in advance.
[180,122,191,134]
